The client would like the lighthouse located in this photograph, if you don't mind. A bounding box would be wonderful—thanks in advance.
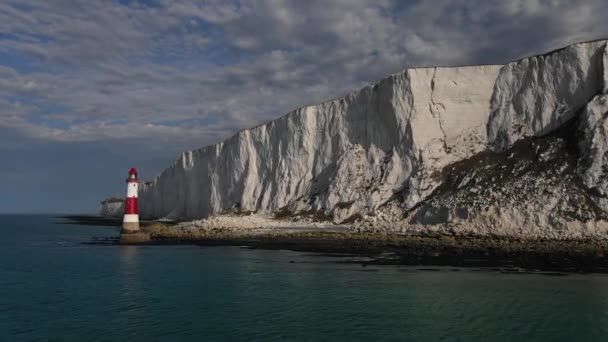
[119,167,149,243]
[122,168,140,233]
[118,168,150,245]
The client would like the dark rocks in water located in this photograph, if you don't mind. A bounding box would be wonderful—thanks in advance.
[59,215,122,227]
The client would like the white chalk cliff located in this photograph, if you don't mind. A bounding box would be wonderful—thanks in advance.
[99,198,124,218]
[136,39,608,238]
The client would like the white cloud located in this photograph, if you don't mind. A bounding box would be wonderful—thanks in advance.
[1,0,608,150]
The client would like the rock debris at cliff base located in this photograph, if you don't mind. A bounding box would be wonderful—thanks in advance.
[356,117,608,239]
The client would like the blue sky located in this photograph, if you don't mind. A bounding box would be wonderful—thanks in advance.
[1,0,608,214]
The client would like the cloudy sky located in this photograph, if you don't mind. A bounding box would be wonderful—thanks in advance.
[1,0,607,213]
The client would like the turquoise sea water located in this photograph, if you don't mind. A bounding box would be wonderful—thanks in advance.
[2,215,608,341]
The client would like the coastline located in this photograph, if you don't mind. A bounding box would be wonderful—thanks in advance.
[59,215,164,228]
[62,215,608,273]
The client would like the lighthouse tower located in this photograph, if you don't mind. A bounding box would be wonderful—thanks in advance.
[122,168,140,233]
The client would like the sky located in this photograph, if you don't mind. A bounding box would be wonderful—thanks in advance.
[1,0,608,214]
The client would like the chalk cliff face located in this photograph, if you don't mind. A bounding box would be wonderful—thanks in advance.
[99,198,124,218]
[487,40,606,150]
[138,40,608,237]
[139,64,502,221]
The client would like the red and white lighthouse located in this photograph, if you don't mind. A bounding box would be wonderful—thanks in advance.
[122,168,140,233]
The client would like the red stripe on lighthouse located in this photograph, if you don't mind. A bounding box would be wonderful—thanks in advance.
[125,197,139,214]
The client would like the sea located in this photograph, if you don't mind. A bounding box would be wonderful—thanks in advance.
[1,214,608,341]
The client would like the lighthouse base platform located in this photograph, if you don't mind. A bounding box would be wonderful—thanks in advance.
[121,221,140,233]
[119,232,151,244]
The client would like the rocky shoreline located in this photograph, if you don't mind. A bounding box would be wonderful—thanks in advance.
[153,230,608,273]
[63,215,608,273]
